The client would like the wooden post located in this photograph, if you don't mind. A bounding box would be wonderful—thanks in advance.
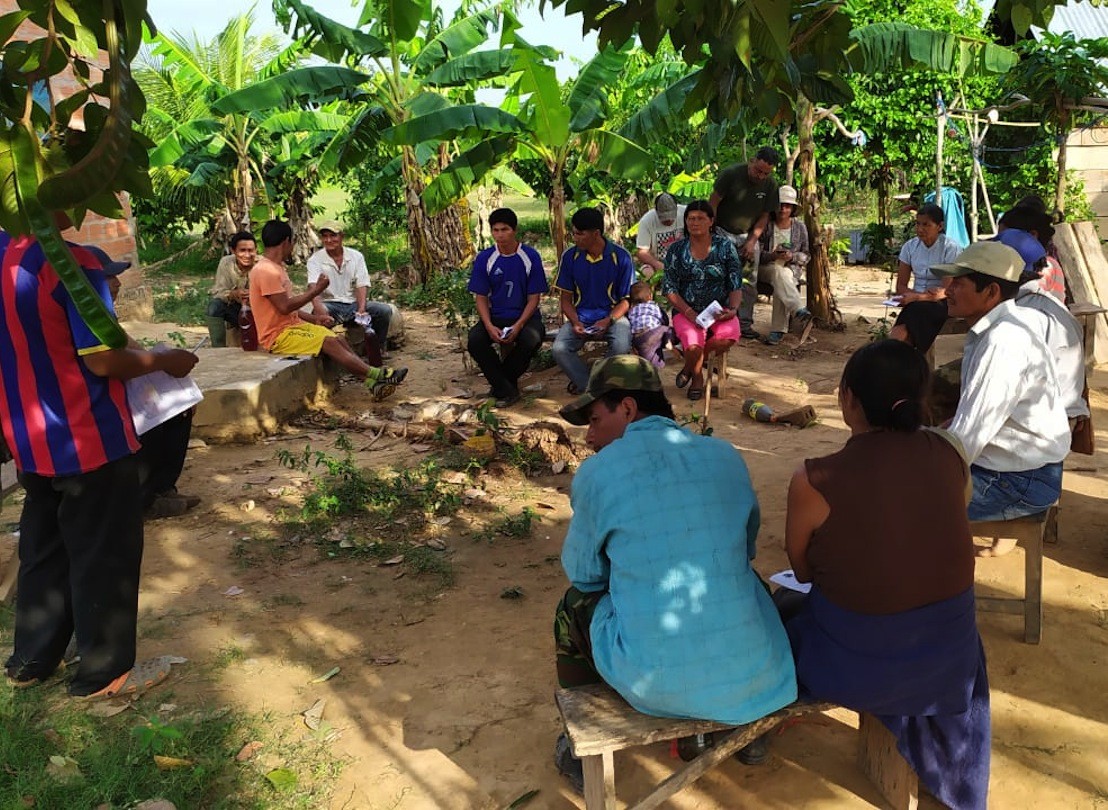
[936,93,946,202]
[858,712,919,810]
[969,113,979,242]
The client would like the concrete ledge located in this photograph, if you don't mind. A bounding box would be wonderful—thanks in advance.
[190,348,339,443]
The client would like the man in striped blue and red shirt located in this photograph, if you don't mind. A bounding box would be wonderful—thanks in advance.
[0,229,198,698]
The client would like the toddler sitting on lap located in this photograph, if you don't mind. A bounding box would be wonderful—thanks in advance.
[627,281,668,368]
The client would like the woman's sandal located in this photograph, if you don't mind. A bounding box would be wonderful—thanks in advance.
[675,370,692,389]
[80,656,174,702]
[687,387,704,401]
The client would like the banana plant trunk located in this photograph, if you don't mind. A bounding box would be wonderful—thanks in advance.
[797,95,841,326]
[548,170,567,260]
[287,184,318,266]
[401,147,473,284]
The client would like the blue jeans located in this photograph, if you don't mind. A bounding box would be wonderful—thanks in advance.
[323,300,393,342]
[967,462,1062,521]
[552,318,632,391]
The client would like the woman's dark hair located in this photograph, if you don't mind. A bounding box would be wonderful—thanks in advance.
[965,271,1020,301]
[682,199,715,236]
[999,205,1055,247]
[229,231,255,250]
[917,202,945,226]
[571,207,604,233]
[596,389,676,421]
[261,219,293,248]
[489,207,518,230]
[840,340,929,432]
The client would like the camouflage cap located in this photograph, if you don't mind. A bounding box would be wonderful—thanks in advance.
[559,355,664,426]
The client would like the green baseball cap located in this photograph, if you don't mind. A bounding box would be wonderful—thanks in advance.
[559,355,664,426]
[930,241,1024,283]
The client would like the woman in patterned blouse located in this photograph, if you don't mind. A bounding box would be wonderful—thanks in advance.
[661,200,744,400]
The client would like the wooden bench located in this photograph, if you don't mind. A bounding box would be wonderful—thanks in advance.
[972,503,1058,645]
[556,682,919,810]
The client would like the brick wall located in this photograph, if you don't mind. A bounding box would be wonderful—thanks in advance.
[3,0,148,319]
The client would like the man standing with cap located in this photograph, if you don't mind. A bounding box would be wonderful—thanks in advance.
[933,241,1071,555]
[551,355,796,790]
[709,146,781,339]
[634,192,686,280]
[307,220,394,349]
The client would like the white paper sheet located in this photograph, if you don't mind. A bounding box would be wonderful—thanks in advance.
[769,569,812,594]
[695,300,724,329]
[125,345,204,436]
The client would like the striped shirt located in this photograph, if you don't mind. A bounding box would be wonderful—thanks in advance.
[0,233,139,476]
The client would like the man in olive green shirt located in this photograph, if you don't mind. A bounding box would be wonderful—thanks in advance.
[708,147,780,339]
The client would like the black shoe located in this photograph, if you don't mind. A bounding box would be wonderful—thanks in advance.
[494,390,521,408]
[742,328,762,341]
[735,732,770,765]
[554,733,584,794]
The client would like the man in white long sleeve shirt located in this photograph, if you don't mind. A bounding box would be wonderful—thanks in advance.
[933,241,1070,556]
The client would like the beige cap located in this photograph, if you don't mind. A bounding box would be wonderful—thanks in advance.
[317,220,344,234]
[778,185,798,206]
[930,241,1024,283]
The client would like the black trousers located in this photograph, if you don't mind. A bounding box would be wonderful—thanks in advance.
[894,300,948,353]
[135,409,193,508]
[467,312,544,397]
[6,453,144,695]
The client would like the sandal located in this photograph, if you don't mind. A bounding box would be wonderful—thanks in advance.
[687,386,704,401]
[80,656,173,702]
[775,405,818,428]
[675,370,692,389]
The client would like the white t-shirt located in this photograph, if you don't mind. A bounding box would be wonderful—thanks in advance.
[306,246,372,304]
[635,206,687,264]
[898,235,961,292]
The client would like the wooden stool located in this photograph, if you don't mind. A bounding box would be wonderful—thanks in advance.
[556,682,832,810]
[972,504,1058,644]
[701,347,729,422]
[859,712,918,809]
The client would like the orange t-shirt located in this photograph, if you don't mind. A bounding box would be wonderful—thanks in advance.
[249,258,301,349]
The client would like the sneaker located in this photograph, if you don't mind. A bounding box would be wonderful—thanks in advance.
[734,732,770,765]
[554,733,584,795]
[366,367,408,401]
[764,331,785,345]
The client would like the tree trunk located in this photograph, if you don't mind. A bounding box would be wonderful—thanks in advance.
[797,95,842,327]
[1054,109,1070,215]
[549,170,567,259]
[401,146,447,284]
[287,182,319,266]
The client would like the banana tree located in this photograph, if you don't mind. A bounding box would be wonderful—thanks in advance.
[137,12,366,248]
[0,0,158,349]
[260,0,519,282]
[387,42,652,257]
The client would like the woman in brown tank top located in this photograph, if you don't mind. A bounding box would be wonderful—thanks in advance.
[781,339,990,810]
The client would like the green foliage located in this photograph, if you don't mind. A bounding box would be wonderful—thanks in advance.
[478,507,538,541]
[860,223,896,264]
[394,267,476,329]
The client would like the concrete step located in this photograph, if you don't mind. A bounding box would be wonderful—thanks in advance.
[190,348,338,443]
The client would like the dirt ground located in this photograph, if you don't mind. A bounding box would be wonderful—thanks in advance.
[4,266,1107,809]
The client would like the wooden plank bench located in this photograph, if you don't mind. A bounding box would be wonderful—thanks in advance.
[972,503,1058,645]
[556,682,919,810]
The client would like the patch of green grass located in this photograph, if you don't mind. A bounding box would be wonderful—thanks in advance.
[212,643,247,671]
[151,281,208,326]
[0,610,339,808]
[478,508,538,542]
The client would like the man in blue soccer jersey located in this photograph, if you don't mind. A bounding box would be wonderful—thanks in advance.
[466,208,549,407]
[552,208,635,393]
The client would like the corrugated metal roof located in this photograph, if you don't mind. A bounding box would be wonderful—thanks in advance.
[1047,2,1108,39]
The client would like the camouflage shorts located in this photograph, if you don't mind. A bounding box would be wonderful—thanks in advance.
[554,587,605,688]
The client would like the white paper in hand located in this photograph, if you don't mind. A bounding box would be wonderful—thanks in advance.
[769,569,812,594]
[695,300,724,329]
[125,343,204,435]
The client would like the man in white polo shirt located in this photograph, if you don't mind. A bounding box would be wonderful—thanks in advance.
[307,220,394,348]
[933,241,1071,556]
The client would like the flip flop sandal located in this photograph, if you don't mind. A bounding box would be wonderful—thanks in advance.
[6,675,41,689]
[687,387,704,401]
[675,370,692,389]
[775,405,818,428]
[81,656,173,702]
[567,381,580,395]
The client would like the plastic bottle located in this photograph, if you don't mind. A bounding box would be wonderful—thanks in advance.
[742,398,774,423]
[239,301,258,351]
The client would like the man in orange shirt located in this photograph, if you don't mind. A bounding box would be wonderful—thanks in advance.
[250,220,407,400]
